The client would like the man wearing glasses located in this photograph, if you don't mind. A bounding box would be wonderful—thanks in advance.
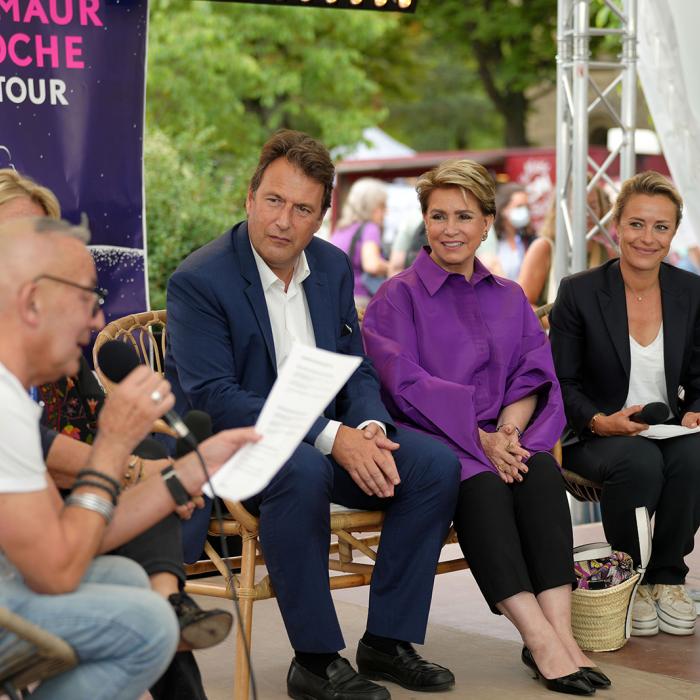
[0,169,235,700]
[0,214,258,699]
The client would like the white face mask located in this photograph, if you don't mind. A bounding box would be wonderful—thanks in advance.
[508,205,530,229]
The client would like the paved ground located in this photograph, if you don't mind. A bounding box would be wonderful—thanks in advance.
[191,522,700,699]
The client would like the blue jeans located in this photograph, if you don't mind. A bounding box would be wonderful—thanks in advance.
[0,555,179,700]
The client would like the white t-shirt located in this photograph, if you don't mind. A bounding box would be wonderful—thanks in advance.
[624,324,672,414]
[0,361,47,493]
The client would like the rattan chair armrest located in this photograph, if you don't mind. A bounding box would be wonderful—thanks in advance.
[224,500,260,535]
[0,607,77,666]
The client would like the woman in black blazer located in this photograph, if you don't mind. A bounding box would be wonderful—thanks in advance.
[550,171,700,639]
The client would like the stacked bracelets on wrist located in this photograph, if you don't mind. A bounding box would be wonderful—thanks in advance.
[496,423,523,439]
[64,493,115,524]
[64,469,122,524]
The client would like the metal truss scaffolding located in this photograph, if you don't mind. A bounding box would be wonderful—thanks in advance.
[554,0,638,282]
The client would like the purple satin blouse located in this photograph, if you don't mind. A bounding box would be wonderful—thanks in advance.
[362,248,565,481]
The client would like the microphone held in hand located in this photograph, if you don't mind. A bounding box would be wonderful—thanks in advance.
[175,411,213,458]
[629,402,670,425]
[96,339,193,442]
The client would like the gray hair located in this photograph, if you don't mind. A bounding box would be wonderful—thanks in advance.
[336,178,387,230]
[34,214,91,244]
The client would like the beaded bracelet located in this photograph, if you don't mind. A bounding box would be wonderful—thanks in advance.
[71,478,119,505]
[122,456,144,487]
[64,493,115,525]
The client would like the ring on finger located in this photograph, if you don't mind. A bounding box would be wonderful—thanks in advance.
[150,389,163,404]
[506,441,515,452]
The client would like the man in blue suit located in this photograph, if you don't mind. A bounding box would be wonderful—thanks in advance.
[165,130,460,700]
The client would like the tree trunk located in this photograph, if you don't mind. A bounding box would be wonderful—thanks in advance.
[500,92,530,147]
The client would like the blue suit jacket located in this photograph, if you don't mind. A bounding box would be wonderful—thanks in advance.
[165,222,393,443]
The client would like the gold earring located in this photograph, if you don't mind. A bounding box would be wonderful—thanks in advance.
[481,231,488,242]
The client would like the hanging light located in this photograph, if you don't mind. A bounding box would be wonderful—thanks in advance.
[215,0,418,11]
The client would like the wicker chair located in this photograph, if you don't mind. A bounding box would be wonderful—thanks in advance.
[93,309,468,700]
[0,607,77,700]
[535,304,602,504]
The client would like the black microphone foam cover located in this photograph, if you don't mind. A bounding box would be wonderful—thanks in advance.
[175,411,213,458]
[133,436,169,460]
[630,402,669,425]
[97,340,142,383]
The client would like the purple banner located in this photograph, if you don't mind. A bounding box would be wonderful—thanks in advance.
[0,0,149,323]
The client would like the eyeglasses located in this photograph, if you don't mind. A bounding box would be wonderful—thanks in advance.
[33,274,107,318]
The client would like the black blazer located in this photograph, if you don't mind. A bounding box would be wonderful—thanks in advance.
[549,258,700,439]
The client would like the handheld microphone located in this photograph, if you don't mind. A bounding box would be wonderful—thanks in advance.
[97,340,193,443]
[629,402,669,425]
[175,411,213,458]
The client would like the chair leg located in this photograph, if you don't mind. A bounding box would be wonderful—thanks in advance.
[233,534,257,700]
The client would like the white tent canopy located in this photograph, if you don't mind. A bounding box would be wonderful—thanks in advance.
[638,0,700,243]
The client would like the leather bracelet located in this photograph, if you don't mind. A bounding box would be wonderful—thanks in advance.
[161,465,192,507]
[497,423,523,439]
[77,469,122,496]
[65,493,114,524]
[589,412,606,435]
[71,478,119,505]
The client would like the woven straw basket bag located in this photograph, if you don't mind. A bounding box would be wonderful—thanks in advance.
[571,507,651,652]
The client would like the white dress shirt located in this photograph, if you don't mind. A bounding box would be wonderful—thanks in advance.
[251,246,384,455]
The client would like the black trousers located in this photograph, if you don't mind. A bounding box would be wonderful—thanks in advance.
[111,512,185,584]
[564,433,700,584]
[453,453,575,614]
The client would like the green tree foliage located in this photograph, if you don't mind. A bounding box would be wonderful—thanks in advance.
[144,1,414,305]
[417,0,558,147]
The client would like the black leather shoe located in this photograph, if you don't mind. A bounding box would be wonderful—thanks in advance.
[521,646,595,696]
[580,667,611,689]
[356,640,455,692]
[287,658,390,700]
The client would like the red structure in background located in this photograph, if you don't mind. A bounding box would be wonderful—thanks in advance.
[333,147,670,231]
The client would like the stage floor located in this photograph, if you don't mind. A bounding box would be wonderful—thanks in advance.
[192,522,700,699]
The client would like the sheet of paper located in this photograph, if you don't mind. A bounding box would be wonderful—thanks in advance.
[203,343,361,502]
[639,424,700,439]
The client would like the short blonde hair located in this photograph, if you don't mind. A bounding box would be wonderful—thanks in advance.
[416,159,495,217]
[613,171,683,227]
[0,169,61,218]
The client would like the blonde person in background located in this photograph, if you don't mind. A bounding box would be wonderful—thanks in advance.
[518,185,616,308]
[331,177,389,308]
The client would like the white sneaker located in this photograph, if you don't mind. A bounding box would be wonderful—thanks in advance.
[652,584,696,636]
[631,584,659,636]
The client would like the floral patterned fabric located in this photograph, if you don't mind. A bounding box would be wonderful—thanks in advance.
[38,356,104,444]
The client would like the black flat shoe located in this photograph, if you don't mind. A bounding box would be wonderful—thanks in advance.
[521,646,595,696]
[287,658,390,700]
[356,640,455,692]
[580,667,611,688]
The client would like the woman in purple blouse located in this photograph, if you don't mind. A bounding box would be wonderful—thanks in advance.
[363,159,607,696]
